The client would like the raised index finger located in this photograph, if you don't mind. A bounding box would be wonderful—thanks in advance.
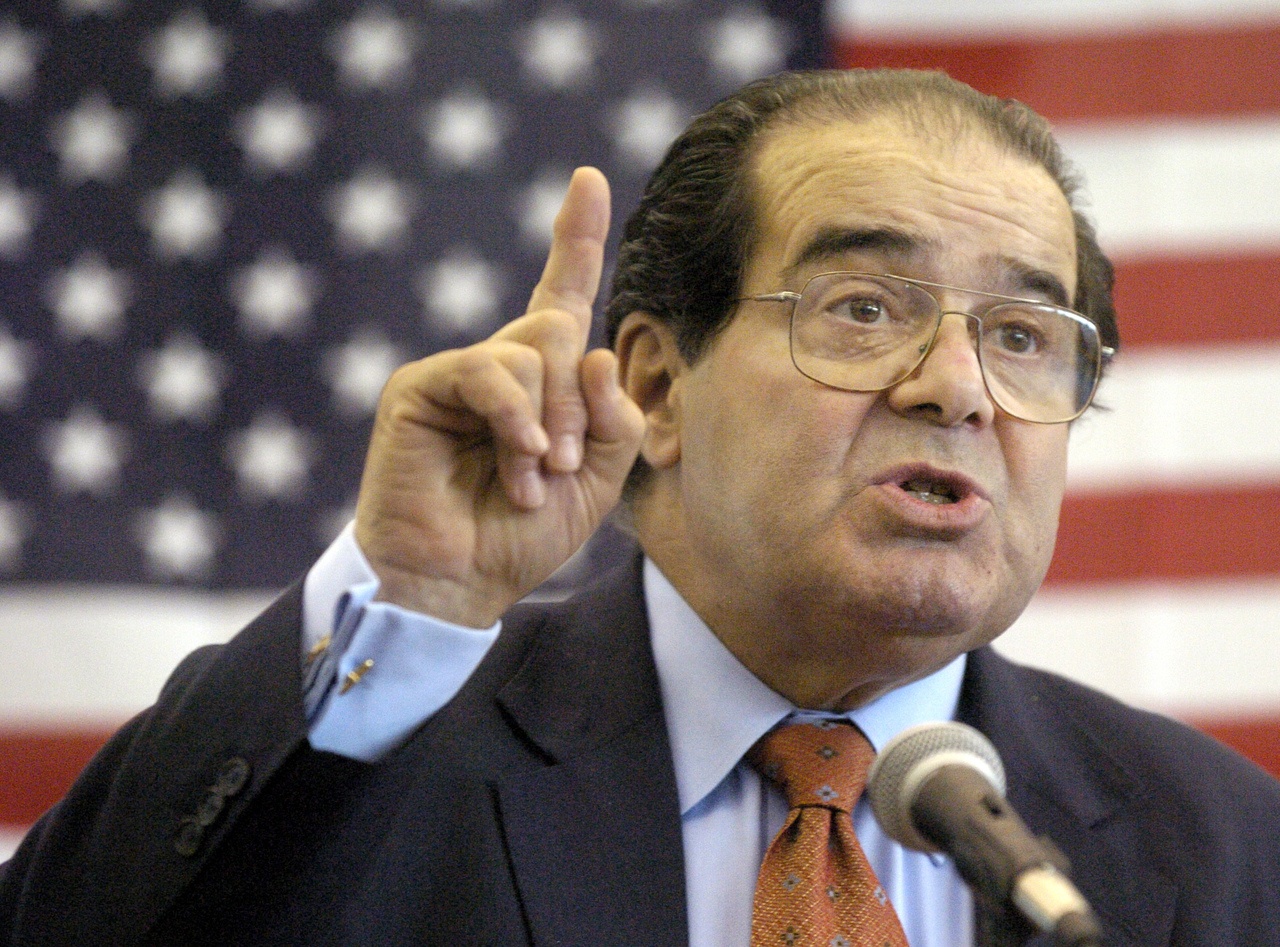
[524,166,610,346]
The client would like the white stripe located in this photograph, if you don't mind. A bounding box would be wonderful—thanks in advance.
[0,586,270,725]
[1059,119,1280,256]
[0,827,26,862]
[1067,344,1280,489]
[1,583,1278,769]
[2,581,1276,736]
[828,0,1280,39]
[999,577,1280,716]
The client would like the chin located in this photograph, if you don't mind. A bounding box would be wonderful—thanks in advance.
[825,561,1011,645]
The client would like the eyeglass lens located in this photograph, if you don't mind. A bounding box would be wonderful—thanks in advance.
[789,273,1103,423]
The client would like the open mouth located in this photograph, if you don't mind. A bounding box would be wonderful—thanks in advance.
[900,477,961,505]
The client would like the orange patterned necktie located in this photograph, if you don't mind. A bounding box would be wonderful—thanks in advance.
[749,721,911,947]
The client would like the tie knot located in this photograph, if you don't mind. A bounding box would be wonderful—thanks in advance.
[749,721,875,813]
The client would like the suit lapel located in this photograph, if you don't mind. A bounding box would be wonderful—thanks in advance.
[959,648,1175,947]
[494,554,690,947]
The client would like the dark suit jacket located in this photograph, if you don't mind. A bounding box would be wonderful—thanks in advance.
[2,554,1278,946]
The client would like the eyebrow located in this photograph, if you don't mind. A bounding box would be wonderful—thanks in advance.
[1001,259,1072,309]
[787,226,919,278]
[787,225,1074,309]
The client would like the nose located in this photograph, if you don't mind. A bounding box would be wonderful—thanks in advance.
[885,312,995,427]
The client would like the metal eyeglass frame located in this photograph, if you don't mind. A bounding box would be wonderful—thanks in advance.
[741,271,1116,424]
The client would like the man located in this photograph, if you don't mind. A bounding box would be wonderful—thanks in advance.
[2,70,1278,946]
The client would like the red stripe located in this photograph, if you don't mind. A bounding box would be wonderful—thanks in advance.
[834,21,1280,124]
[1113,253,1280,348]
[0,729,112,824]
[1048,484,1280,585]
[0,718,1275,832]
[1188,715,1280,780]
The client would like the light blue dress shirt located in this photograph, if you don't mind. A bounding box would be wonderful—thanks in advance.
[299,524,973,947]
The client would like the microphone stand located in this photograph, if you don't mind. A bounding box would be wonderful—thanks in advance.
[974,897,1039,947]
[916,770,1101,947]
[969,849,1104,947]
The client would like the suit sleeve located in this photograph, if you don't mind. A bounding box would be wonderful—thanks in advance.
[0,584,311,945]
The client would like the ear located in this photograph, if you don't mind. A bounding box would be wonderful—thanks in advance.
[614,311,687,470]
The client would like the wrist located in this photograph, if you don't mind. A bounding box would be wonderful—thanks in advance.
[369,562,511,629]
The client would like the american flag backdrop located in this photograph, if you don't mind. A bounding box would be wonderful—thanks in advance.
[1,0,1278,857]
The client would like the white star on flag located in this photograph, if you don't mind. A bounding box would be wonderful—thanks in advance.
[706,10,790,85]
[43,405,129,495]
[236,89,323,174]
[0,177,36,257]
[423,89,505,170]
[47,252,130,341]
[328,167,415,253]
[231,247,318,336]
[226,411,314,500]
[419,250,502,331]
[612,88,688,169]
[324,331,404,416]
[51,92,132,183]
[0,325,32,409]
[330,7,414,90]
[143,169,226,258]
[0,22,40,100]
[144,8,229,97]
[138,332,225,422]
[518,169,572,247]
[135,495,220,580]
[519,13,598,90]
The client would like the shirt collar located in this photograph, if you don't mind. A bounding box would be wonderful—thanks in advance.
[644,557,967,816]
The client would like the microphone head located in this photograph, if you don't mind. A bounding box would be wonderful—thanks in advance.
[867,721,1006,853]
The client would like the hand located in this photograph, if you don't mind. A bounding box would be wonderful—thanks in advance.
[353,167,646,627]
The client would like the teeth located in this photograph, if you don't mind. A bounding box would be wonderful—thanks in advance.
[903,478,957,504]
[906,490,952,504]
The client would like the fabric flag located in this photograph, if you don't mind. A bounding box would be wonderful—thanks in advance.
[4,0,1280,858]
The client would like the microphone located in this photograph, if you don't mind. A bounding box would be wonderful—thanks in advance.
[866,721,1102,947]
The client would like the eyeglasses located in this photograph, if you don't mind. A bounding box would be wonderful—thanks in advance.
[743,272,1115,424]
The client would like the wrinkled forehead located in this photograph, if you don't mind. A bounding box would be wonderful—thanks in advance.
[743,113,1078,297]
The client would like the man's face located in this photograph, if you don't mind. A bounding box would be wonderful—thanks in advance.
[633,115,1079,710]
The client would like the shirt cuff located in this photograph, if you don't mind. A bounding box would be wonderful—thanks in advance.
[301,521,501,762]
[302,520,378,664]
[307,598,500,761]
